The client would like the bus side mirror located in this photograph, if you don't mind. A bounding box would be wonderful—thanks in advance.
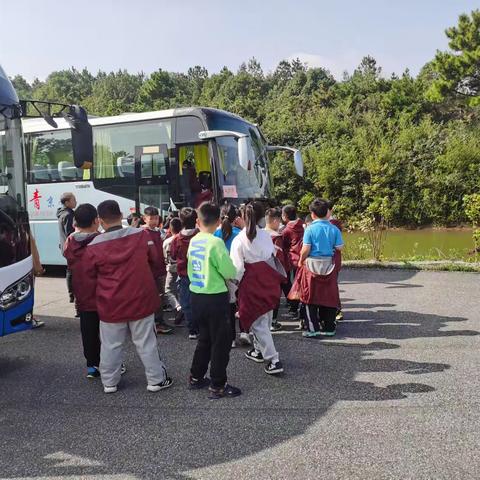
[267,145,303,177]
[294,150,303,177]
[238,136,250,170]
[63,105,93,169]
[198,130,250,171]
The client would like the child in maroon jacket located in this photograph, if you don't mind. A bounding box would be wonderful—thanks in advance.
[142,206,172,335]
[170,207,198,338]
[63,203,101,379]
[84,200,173,394]
[281,205,304,315]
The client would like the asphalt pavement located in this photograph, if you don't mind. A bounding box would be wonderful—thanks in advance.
[0,268,479,480]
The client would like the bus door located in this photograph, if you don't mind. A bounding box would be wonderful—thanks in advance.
[134,144,171,216]
[175,142,214,208]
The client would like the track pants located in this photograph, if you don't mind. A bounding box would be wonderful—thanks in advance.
[79,311,101,368]
[164,270,180,310]
[305,305,336,333]
[190,292,231,389]
[251,311,279,364]
[100,314,167,387]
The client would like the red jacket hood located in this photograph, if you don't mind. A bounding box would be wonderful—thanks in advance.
[170,229,198,277]
[287,219,305,235]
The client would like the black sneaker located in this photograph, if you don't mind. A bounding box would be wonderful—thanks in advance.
[245,349,264,363]
[188,376,210,390]
[270,321,282,332]
[147,377,173,392]
[265,361,284,375]
[208,383,242,399]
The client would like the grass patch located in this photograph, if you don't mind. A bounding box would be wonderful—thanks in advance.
[343,260,480,273]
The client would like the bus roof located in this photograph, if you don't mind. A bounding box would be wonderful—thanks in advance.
[21,107,249,133]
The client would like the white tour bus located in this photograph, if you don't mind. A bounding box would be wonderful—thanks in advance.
[23,107,303,265]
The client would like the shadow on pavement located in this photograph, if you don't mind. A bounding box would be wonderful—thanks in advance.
[340,267,422,288]
[0,282,476,479]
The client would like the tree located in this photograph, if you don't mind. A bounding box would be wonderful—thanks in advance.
[428,10,480,106]
[33,68,95,104]
[10,75,32,99]
[83,70,144,116]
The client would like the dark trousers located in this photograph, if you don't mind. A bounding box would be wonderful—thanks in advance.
[305,305,336,333]
[190,292,231,389]
[66,267,73,299]
[178,276,197,334]
[229,303,236,342]
[79,311,101,367]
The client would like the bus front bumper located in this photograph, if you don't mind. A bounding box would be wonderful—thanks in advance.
[0,291,34,337]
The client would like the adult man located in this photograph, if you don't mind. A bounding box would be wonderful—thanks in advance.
[57,192,77,303]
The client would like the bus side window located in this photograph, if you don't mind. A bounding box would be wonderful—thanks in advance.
[26,130,90,184]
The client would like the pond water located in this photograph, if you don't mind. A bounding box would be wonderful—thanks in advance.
[343,228,476,261]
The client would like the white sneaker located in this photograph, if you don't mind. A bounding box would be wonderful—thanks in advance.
[238,332,251,346]
[104,385,117,394]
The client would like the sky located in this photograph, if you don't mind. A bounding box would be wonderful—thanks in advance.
[1,0,478,81]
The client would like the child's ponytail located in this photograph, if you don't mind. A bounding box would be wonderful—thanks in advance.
[244,204,257,242]
[220,203,236,242]
[243,201,265,242]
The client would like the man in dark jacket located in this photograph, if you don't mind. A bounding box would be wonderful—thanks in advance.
[84,200,173,394]
[57,192,77,304]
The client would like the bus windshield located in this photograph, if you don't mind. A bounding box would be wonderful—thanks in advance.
[0,117,30,268]
[205,111,271,201]
[0,118,14,196]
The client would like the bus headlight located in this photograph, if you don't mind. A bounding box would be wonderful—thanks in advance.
[0,273,33,310]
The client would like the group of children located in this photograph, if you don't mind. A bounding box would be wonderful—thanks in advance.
[63,197,343,399]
